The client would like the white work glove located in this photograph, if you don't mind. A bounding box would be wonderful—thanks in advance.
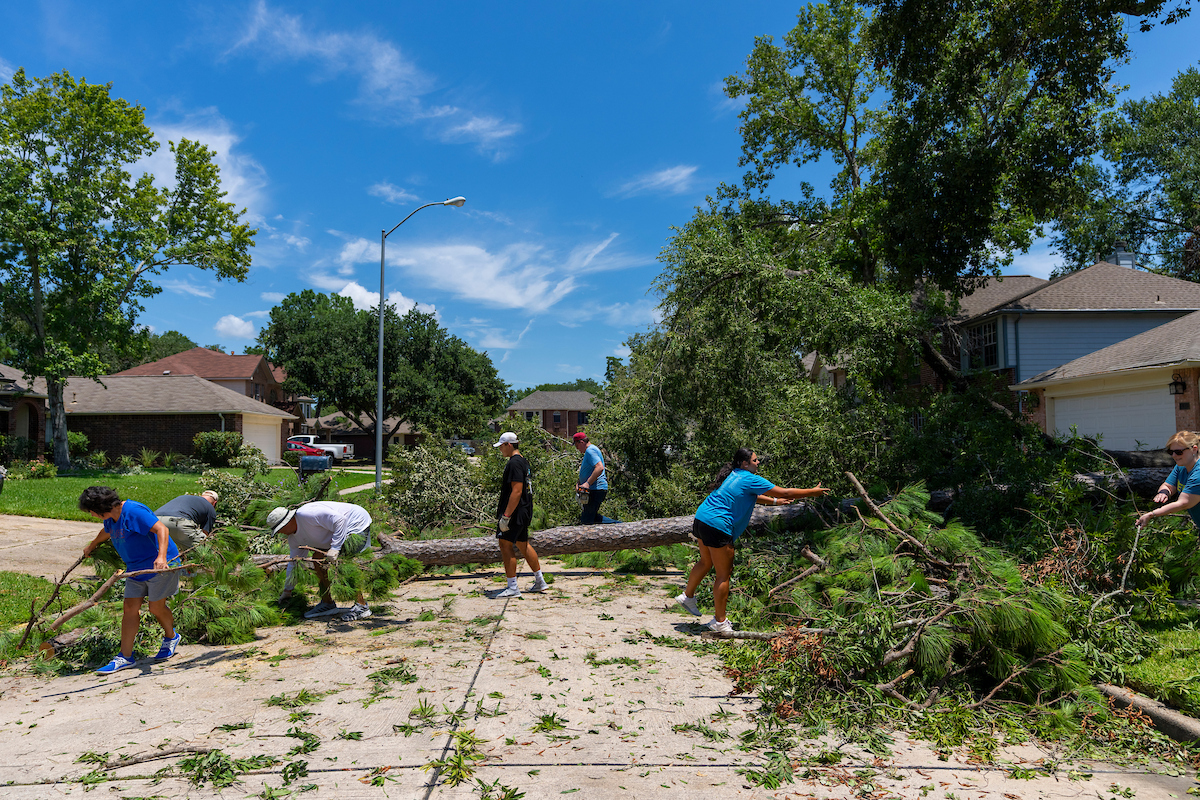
[498,515,511,533]
[326,548,340,561]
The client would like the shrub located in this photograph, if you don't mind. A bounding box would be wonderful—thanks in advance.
[384,443,493,531]
[198,469,281,525]
[281,450,300,468]
[0,434,10,465]
[67,431,89,458]
[231,443,270,478]
[7,436,38,461]
[138,447,162,468]
[89,449,108,469]
[6,460,57,480]
[192,431,244,467]
[161,451,183,468]
[173,456,205,474]
[111,456,145,475]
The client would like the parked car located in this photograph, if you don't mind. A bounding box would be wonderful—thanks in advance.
[285,440,326,457]
[287,435,354,462]
[449,441,476,456]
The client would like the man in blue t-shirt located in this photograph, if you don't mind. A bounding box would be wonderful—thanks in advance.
[573,433,618,525]
[80,486,183,674]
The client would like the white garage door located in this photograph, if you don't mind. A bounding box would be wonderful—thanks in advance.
[1053,387,1175,450]
[241,416,282,463]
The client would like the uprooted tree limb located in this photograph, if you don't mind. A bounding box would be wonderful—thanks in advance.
[46,563,198,633]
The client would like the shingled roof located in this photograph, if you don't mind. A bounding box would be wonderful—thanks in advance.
[960,262,1200,321]
[0,364,47,399]
[114,347,272,380]
[40,374,296,417]
[954,275,1048,320]
[1017,309,1200,386]
[506,391,595,412]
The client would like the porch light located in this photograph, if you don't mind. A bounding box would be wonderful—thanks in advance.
[1169,373,1187,395]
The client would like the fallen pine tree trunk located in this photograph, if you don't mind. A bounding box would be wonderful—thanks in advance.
[252,503,821,569]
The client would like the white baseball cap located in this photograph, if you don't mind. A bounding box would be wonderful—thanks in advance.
[493,431,519,447]
[267,506,297,534]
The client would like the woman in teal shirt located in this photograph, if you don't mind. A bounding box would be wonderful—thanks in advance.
[676,448,828,632]
[1138,431,1200,528]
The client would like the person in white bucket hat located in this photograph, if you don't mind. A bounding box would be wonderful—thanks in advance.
[269,501,373,622]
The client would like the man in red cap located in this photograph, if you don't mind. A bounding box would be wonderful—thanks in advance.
[573,432,618,525]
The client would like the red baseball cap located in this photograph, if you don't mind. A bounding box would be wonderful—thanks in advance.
[572,432,588,442]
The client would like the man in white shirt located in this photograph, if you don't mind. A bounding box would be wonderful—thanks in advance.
[268,501,373,622]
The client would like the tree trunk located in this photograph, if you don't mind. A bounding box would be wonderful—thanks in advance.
[375,503,820,567]
[45,376,70,470]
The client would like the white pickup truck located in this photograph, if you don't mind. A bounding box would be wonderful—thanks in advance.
[287,435,354,462]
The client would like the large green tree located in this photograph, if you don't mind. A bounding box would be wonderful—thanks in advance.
[0,69,255,467]
[1053,65,1200,278]
[258,291,507,440]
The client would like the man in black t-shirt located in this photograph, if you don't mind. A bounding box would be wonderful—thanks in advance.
[155,491,218,554]
[491,431,548,598]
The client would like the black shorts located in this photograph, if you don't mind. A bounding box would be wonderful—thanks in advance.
[693,518,733,549]
[497,523,530,543]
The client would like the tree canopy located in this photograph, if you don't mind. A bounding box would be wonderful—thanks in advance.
[0,69,255,467]
[258,290,507,439]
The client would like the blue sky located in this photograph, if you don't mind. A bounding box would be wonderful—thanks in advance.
[2,3,1197,389]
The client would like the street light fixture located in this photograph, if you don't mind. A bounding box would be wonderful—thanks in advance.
[376,196,466,492]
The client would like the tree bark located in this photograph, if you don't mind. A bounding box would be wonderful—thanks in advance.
[373,504,820,567]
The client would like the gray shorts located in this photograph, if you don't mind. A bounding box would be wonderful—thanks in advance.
[157,515,207,554]
[124,570,180,602]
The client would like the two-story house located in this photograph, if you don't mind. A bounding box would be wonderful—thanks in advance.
[504,391,595,439]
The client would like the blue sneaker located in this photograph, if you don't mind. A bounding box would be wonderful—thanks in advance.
[96,652,139,674]
[154,633,182,661]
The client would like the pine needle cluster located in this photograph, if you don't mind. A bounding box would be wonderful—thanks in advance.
[725,483,1098,719]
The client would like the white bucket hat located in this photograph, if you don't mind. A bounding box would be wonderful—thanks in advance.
[267,506,297,534]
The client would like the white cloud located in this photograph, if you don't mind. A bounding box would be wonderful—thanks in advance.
[0,58,14,83]
[613,345,632,358]
[473,319,534,351]
[335,237,377,275]
[260,292,286,302]
[391,243,578,312]
[613,165,700,198]
[556,363,583,374]
[369,182,419,205]
[158,279,216,298]
[464,209,514,226]
[269,232,310,250]
[336,281,436,316]
[142,108,269,218]
[215,314,256,339]
[600,299,663,327]
[230,1,520,157]
[242,309,272,319]
[564,233,649,274]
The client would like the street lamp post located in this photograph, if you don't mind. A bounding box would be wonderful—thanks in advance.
[376,196,466,492]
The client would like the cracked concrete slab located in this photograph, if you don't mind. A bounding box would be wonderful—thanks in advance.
[0,514,1196,798]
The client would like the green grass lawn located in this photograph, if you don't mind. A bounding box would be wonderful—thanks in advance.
[0,467,381,521]
[1123,623,1200,717]
[0,571,84,628]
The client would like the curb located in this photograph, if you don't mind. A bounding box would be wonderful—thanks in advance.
[1097,683,1200,742]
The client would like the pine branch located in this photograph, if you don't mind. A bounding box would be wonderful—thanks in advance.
[845,471,949,567]
[17,552,86,650]
[47,563,198,633]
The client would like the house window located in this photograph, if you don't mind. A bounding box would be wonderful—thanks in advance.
[525,411,535,422]
[578,411,589,425]
[965,321,999,370]
[552,411,561,425]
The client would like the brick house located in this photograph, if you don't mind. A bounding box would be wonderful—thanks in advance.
[504,391,595,438]
[114,347,310,437]
[42,374,297,462]
[0,364,47,453]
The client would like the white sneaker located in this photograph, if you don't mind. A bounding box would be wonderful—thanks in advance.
[706,618,733,633]
[675,593,700,616]
[339,602,372,622]
[494,586,521,599]
[303,600,340,619]
[528,576,549,593]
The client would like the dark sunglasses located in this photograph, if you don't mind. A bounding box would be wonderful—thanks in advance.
[1168,447,1194,455]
